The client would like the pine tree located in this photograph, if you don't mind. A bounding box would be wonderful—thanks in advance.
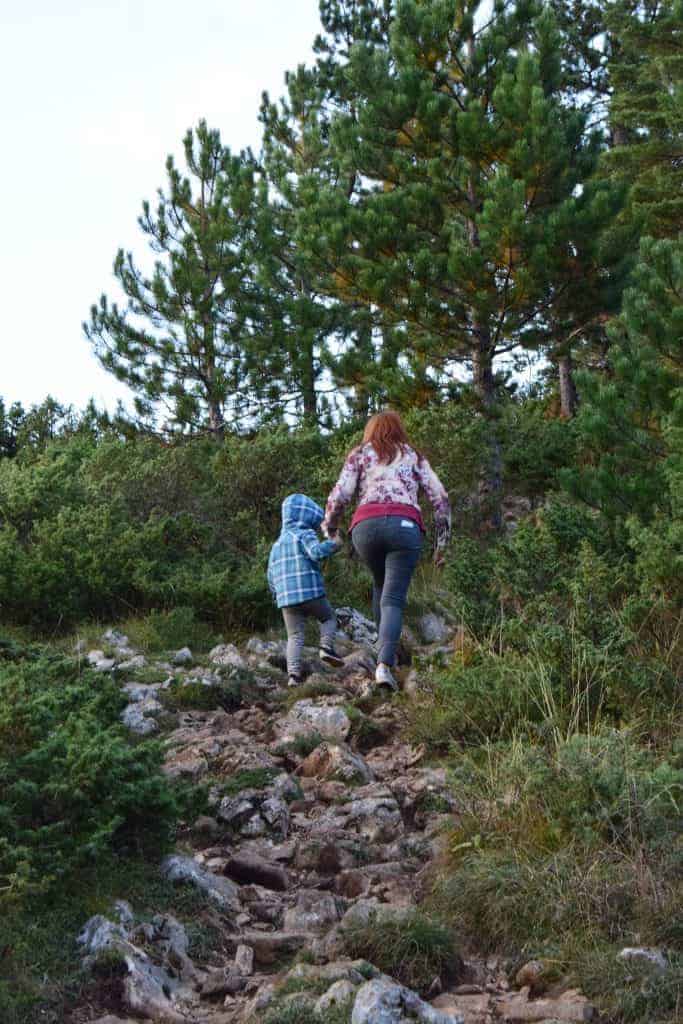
[604,0,683,237]
[85,122,260,436]
[258,65,352,427]
[304,0,613,515]
[257,2,395,426]
[566,235,683,521]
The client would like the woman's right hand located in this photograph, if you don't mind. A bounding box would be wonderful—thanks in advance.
[433,547,446,569]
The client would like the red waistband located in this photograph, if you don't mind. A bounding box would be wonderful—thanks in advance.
[350,502,425,532]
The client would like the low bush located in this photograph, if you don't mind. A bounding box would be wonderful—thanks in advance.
[342,909,461,996]
[0,642,178,900]
[160,677,243,712]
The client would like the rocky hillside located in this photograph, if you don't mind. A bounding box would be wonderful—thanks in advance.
[76,612,608,1024]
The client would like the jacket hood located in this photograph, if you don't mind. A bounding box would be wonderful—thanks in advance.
[281,493,324,531]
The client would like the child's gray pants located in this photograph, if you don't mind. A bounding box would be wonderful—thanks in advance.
[282,597,336,679]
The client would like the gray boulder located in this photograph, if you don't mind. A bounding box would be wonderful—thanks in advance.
[121,697,162,736]
[351,977,460,1024]
[283,888,340,934]
[618,947,669,971]
[316,978,358,1014]
[78,913,190,1023]
[279,700,351,743]
[209,642,246,668]
[417,613,450,645]
[160,855,240,912]
[336,607,378,645]
[172,647,193,666]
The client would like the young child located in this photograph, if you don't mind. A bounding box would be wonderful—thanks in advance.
[268,493,344,687]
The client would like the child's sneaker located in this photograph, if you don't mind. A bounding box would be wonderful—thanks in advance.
[287,674,303,688]
[375,662,398,691]
[319,642,344,668]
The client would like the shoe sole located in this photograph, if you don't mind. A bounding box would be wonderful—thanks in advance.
[319,651,344,667]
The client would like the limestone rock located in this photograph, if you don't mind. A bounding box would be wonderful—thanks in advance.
[418,613,451,645]
[121,697,163,736]
[283,887,340,934]
[298,741,374,784]
[224,930,308,965]
[117,654,147,671]
[234,943,254,975]
[336,606,378,645]
[351,977,459,1024]
[160,855,240,912]
[78,914,190,1023]
[224,852,289,891]
[617,946,668,971]
[316,977,358,1013]
[432,992,491,1023]
[201,967,246,998]
[340,786,404,843]
[210,643,246,668]
[279,699,351,743]
[496,989,595,1021]
[172,646,193,665]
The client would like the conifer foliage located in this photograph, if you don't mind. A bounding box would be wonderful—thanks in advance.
[85,122,260,435]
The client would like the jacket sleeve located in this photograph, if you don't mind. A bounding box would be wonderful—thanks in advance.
[322,450,361,536]
[299,531,340,564]
[266,550,277,597]
[417,455,452,548]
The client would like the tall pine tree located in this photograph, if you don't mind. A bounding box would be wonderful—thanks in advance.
[85,122,260,436]
[304,0,613,514]
[604,0,683,237]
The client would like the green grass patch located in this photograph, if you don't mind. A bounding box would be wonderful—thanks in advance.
[121,607,218,655]
[220,767,279,795]
[284,678,340,707]
[342,909,461,996]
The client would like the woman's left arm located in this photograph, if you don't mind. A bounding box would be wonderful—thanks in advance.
[417,456,452,550]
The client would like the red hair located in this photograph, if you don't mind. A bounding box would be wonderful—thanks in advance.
[362,410,411,463]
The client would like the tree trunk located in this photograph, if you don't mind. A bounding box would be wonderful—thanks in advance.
[471,339,503,529]
[558,352,578,419]
[299,279,318,427]
[301,347,318,426]
[207,399,225,439]
[467,170,502,529]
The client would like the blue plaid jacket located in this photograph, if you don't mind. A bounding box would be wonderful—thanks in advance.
[267,494,339,609]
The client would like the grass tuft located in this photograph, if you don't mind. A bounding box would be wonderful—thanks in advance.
[342,909,461,996]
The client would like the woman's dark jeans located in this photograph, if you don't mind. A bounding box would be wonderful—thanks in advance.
[352,515,423,666]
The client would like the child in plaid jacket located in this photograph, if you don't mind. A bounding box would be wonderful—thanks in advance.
[267,494,343,686]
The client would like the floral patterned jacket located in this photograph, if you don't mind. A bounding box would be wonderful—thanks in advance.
[322,443,452,549]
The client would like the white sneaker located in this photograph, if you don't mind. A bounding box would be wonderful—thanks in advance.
[375,663,398,691]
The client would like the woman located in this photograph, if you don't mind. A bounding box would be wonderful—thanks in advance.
[323,410,451,690]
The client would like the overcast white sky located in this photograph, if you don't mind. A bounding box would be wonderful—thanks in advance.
[0,0,321,412]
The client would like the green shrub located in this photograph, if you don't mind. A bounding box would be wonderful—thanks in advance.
[342,909,461,996]
[160,678,243,712]
[0,646,178,899]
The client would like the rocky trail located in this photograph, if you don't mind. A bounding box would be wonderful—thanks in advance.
[77,611,597,1024]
